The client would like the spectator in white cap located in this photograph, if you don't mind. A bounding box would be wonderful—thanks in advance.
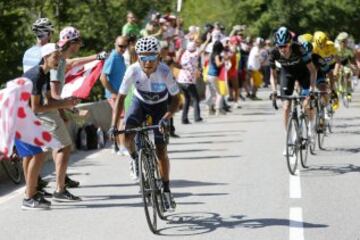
[21,42,80,209]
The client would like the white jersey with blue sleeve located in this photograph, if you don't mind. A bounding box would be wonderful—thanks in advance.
[23,45,42,73]
[119,62,180,104]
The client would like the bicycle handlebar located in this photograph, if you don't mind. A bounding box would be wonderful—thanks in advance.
[276,95,307,100]
[113,125,160,135]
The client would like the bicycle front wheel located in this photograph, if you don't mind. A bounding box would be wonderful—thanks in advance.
[139,149,158,233]
[1,152,22,184]
[286,117,299,175]
[151,150,166,220]
[299,116,310,168]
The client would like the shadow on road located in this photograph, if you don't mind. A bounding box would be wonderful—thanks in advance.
[171,155,241,160]
[333,123,360,129]
[302,164,360,177]
[168,148,227,154]
[158,212,328,236]
[171,140,242,146]
[180,130,246,135]
[326,147,360,154]
[171,179,228,188]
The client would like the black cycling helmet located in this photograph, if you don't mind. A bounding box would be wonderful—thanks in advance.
[274,26,292,46]
[32,18,54,38]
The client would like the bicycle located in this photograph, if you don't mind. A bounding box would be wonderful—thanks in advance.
[114,124,169,233]
[276,95,310,174]
[0,147,23,184]
[336,65,352,108]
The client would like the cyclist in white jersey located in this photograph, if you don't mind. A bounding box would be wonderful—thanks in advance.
[111,36,180,210]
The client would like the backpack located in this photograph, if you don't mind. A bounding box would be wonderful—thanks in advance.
[76,124,98,150]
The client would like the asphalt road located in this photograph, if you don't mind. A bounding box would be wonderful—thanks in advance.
[1,87,360,240]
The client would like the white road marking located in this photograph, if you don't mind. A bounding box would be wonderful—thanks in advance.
[289,207,304,240]
[289,170,302,199]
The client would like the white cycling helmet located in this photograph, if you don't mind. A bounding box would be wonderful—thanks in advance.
[57,26,81,48]
[135,36,160,54]
[32,18,54,38]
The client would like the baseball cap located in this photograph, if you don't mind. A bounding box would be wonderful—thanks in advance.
[41,43,58,58]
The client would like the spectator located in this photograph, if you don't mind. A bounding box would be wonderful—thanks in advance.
[122,11,141,38]
[22,43,80,208]
[50,26,105,190]
[177,40,209,124]
[100,36,128,155]
[23,18,53,73]
[261,39,272,88]
[247,37,265,100]
[23,17,54,194]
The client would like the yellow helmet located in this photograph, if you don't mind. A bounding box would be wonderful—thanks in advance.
[298,33,313,43]
[313,31,328,48]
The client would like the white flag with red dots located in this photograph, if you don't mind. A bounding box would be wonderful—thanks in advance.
[0,77,61,157]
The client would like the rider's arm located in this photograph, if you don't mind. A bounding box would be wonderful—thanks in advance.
[163,67,181,120]
[270,68,278,93]
[163,94,181,120]
[111,94,126,127]
[269,48,278,93]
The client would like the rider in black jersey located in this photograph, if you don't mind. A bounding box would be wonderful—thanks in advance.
[270,27,317,131]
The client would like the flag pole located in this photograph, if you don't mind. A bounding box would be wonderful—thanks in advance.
[176,0,182,13]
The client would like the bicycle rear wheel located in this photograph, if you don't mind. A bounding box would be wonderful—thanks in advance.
[299,116,309,168]
[286,117,299,175]
[1,151,22,184]
[139,149,158,233]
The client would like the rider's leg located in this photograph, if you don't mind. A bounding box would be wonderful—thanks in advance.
[283,100,291,130]
[155,144,170,184]
[124,132,137,157]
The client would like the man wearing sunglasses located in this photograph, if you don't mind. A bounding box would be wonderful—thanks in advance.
[100,36,128,156]
[270,27,317,154]
[111,36,180,211]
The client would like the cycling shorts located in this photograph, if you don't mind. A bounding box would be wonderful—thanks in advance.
[280,68,310,96]
[125,97,167,145]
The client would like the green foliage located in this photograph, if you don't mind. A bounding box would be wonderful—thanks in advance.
[180,0,360,40]
[1,0,360,95]
[0,0,174,88]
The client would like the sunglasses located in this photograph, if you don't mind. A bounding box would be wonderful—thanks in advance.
[277,44,289,49]
[139,54,158,62]
[117,44,128,49]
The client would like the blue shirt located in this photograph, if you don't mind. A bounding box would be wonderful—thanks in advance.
[102,49,126,99]
[208,57,220,76]
[23,45,42,73]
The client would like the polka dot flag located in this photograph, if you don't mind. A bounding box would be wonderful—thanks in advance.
[0,77,61,157]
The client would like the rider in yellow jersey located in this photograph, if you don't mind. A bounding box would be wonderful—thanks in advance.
[312,31,339,108]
